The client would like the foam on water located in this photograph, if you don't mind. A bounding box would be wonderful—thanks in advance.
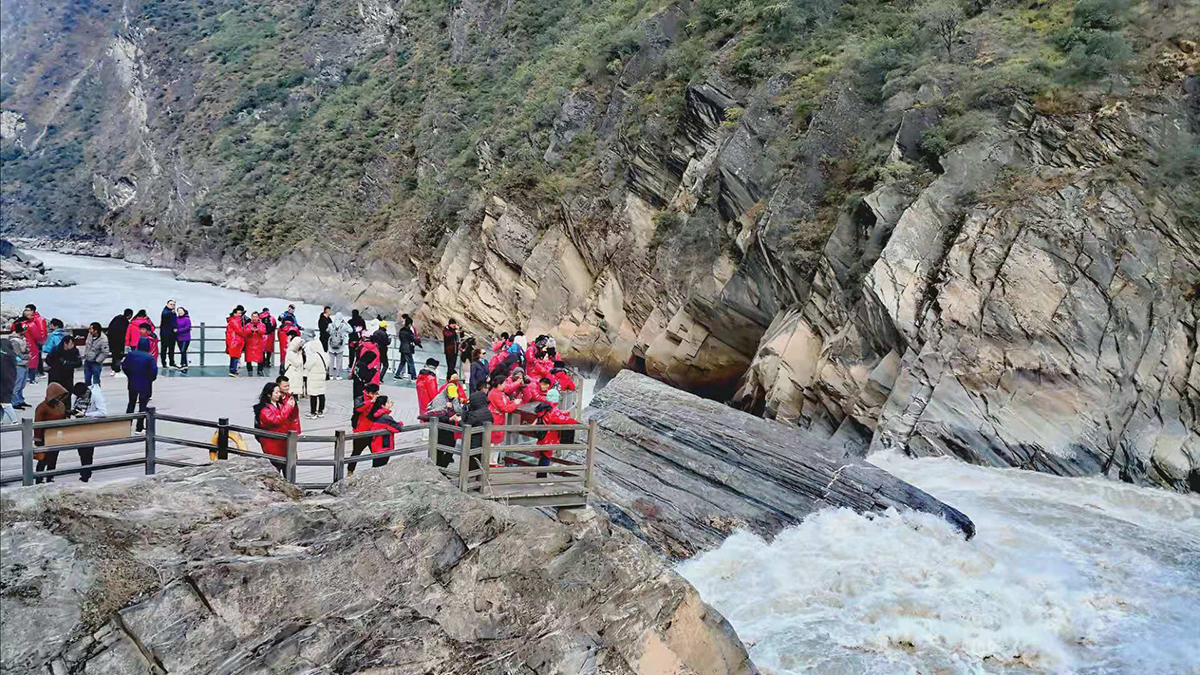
[679,453,1200,675]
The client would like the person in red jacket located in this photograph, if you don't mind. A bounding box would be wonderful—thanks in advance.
[225,310,247,377]
[135,322,160,362]
[124,310,156,351]
[522,377,553,404]
[529,350,554,381]
[253,382,297,474]
[277,319,295,373]
[348,383,380,476]
[487,373,521,446]
[415,358,440,413]
[367,396,405,468]
[490,332,511,354]
[259,308,277,369]
[244,312,268,376]
[550,361,576,391]
[16,305,48,379]
[533,401,579,477]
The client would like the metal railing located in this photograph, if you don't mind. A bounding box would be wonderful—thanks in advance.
[0,409,596,505]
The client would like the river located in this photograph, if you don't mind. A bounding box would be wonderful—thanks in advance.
[4,251,328,327]
[10,253,1199,673]
[679,453,1200,675]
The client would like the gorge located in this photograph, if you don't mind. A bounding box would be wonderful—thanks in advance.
[2,0,1196,494]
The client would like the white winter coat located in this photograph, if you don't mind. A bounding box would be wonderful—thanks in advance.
[304,341,329,395]
[284,337,306,385]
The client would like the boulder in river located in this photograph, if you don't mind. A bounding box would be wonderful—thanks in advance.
[0,460,757,675]
[581,371,976,559]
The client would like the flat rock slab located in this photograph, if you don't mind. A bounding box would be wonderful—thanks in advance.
[0,460,758,675]
[582,371,975,559]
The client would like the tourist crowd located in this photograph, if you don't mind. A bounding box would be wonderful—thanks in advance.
[2,300,579,481]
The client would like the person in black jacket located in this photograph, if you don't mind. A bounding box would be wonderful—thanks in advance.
[348,309,367,366]
[46,335,83,409]
[318,306,332,353]
[106,309,132,374]
[371,320,392,375]
[394,315,420,380]
[469,347,488,393]
[443,318,461,379]
[160,300,178,369]
[0,337,17,424]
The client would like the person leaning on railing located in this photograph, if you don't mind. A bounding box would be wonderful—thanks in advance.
[70,381,108,482]
[253,381,298,475]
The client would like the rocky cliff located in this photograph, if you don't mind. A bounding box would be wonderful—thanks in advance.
[0,460,757,674]
[580,371,975,559]
[0,239,73,290]
[1,0,1196,489]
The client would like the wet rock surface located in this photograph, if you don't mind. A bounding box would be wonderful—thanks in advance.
[0,239,75,291]
[580,371,975,560]
[0,461,757,675]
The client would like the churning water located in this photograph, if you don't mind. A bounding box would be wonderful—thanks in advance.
[679,453,1200,675]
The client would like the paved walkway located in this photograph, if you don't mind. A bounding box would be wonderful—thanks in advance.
[1,368,436,487]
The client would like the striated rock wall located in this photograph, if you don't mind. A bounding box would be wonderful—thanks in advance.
[0,460,758,675]
[735,100,1200,492]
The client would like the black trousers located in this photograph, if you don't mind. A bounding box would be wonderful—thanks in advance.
[309,394,326,415]
[127,390,150,431]
[445,353,457,378]
[109,339,124,371]
[78,447,94,482]
[373,456,390,468]
[348,437,370,474]
[35,448,58,483]
[161,336,176,367]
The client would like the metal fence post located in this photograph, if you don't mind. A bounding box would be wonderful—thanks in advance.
[427,417,439,464]
[215,417,229,461]
[333,430,346,484]
[459,425,472,491]
[21,418,34,486]
[144,407,157,475]
[199,322,206,368]
[584,418,597,490]
[285,431,298,483]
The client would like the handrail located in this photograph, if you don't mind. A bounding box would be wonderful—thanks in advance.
[3,409,598,505]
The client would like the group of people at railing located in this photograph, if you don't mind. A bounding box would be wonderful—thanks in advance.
[2,296,585,484]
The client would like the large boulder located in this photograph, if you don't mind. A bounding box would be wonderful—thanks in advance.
[0,461,757,675]
[580,371,975,559]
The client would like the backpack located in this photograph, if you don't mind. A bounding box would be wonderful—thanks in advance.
[262,314,276,333]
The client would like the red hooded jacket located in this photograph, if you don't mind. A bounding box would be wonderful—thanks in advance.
[369,411,405,454]
[277,321,296,358]
[126,316,155,350]
[225,316,247,358]
[261,312,277,353]
[552,370,576,391]
[535,407,578,458]
[415,369,439,413]
[18,313,48,370]
[487,387,520,445]
[244,320,268,363]
[256,397,298,457]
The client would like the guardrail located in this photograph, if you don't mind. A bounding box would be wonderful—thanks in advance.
[0,409,596,506]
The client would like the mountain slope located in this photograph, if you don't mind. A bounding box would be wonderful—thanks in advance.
[1,0,1197,489]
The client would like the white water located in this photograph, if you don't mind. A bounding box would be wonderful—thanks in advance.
[4,251,327,326]
[679,453,1200,675]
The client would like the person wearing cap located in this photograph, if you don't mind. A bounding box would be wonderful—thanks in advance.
[533,401,579,478]
[415,358,440,414]
[371,320,391,375]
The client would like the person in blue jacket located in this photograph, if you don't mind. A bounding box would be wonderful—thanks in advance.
[121,337,158,432]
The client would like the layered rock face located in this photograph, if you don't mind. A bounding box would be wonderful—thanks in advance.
[0,461,757,675]
[579,371,975,559]
[735,101,1200,492]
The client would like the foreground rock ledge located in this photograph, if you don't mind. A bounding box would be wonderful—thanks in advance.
[582,371,975,559]
[0,461,757,675]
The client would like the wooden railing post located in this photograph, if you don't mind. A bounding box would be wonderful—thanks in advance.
[333,430,346,483]
[459,425,472,491]
[481,425,492,488]
[285,431,298,483]
[144,407,157,475]
[199,322,206,368]
[584,418,597,490]
[427,417,439,464]
[20,417,34,486]
[214,416,229,461]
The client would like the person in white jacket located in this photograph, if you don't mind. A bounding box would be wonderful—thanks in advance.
[328,314,349,379]
[284,336,307,397]
[303,338,329,418]
[69,381,108,482]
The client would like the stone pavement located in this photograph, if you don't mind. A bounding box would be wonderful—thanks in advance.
[1,367,435,487]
